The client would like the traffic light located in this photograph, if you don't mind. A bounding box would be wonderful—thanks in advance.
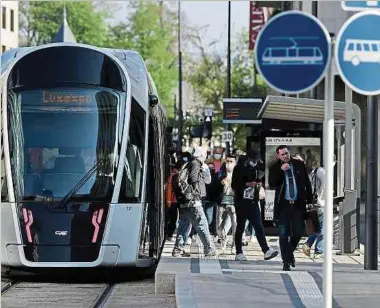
[203,115,212,139]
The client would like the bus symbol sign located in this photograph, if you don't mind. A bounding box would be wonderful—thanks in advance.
[336,11,380,95]
[255,11,331,94]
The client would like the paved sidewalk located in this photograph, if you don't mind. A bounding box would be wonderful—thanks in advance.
[156,236,380,307]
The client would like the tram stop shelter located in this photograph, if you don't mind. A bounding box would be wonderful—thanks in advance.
[258,95,362,254]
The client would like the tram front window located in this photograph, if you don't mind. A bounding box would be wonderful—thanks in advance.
[7,87,122,201]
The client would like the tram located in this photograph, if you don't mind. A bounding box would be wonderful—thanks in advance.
[1,43,168,272]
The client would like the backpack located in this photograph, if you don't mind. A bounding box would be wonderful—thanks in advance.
[172,163,194,204]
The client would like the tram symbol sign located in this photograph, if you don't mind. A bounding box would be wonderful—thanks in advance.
[335,11,380,95]
[221,131,233,143]
[255,11,331,94]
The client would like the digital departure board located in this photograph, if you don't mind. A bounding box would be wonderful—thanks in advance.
[223,98,263,124]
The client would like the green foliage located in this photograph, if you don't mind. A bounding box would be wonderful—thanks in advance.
[19,1,109,46]
[186,29,267,150]
[107,0,178,121]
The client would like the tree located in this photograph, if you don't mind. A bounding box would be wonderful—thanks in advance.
[186,29,267,150]
[107,0,178,121]
[19,1,110,47]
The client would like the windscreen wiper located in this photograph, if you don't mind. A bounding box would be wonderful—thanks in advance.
[57,160,104,209]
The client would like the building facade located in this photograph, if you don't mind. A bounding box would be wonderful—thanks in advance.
[1,1,19,53]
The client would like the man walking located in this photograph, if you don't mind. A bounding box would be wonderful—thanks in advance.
[172,147,216,257]
[269,145,312,271]
[232,149,278,261]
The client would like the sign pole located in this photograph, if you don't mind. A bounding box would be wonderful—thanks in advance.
[364,95,378,270]
[323,43,335,308]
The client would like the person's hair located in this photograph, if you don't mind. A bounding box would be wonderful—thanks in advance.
[182,151,192,161]
[226,154,235,160]
[276,145,288,153]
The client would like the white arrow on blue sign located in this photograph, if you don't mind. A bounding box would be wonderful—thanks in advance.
[342,1,380,11]
[335,11,380,95]
[254,11,331,94]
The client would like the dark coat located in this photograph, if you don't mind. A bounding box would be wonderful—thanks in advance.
[268,158,313,221]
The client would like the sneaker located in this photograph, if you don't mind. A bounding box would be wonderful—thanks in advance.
[172,249,182,257]
[302,243,311,257]
[314,253,323,259]
[235,253,247,261]
[182,251,191,257]
[185,237,192,246]
[204,250,216,257]
[264,248,278,260]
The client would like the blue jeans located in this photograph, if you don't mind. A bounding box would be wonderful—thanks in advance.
[174,206,215,254]
[204,200,214,227]
[306,207,324,254]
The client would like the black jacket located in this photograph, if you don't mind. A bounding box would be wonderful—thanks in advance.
[231,156,264,204]
[268,159,312,221]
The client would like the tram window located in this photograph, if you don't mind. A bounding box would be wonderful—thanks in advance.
[363,44,370,51]
[356,43,362,51]
[120,99,146,202]
[372,44,378,52]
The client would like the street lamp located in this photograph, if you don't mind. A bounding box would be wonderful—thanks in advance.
[178,1,183,151]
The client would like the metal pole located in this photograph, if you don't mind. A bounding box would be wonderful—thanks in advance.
[345,86,353,189]
[178,1,183,151]
[323,44,335,308]
[226,0,231,155]
[310,1,318,100]
[353,105,362,248]
[364,95,378,270]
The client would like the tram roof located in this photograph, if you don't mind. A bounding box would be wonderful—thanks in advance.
[1,44,154,109]
[257,95,351,124]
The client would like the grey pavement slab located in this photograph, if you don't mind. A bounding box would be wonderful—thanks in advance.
[176,268,380,308]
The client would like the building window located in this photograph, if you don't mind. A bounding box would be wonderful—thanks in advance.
[10,9,14,32]
[2,6,6,29]
[1,46,6,53]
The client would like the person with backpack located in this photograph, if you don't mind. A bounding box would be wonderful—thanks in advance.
[302,155,336,259]
[171,147,216,257]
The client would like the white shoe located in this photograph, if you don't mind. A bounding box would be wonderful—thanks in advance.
[185,238,192,246]
[264,248,278,260]
[235,253,247,261]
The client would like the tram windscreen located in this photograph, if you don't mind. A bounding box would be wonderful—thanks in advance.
[7,87,123,201]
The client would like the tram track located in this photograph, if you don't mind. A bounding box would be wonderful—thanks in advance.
[92,283,115,308]
[1,278,175,308]
[1,280,18,295]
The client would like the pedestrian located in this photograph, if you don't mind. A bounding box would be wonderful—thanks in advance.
[231,149,278,261]
[171,147,216,257]
[302,155,336,259]
[269,145,313,271]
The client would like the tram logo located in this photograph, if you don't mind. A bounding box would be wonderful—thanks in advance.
[55,231,68,236]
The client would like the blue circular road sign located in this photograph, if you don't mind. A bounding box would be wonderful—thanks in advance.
[336,11,380,96]
[255,11,331,94]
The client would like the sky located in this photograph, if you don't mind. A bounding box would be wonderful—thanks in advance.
[113,0,251,55]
